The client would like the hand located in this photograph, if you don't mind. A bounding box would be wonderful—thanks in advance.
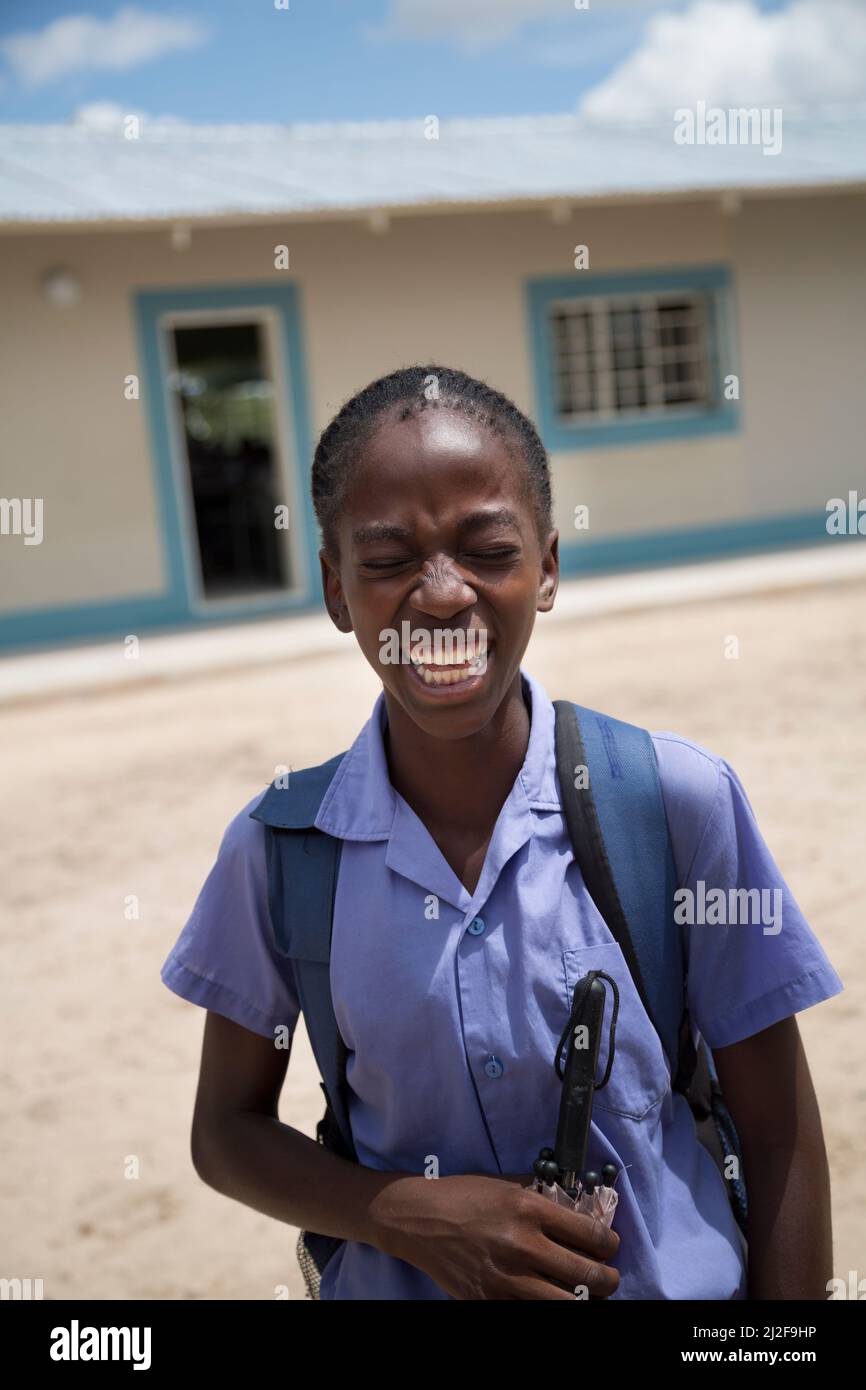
[386,1173,620,1300]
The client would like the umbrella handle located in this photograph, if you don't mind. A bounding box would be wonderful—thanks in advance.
[554,969,620,1087]
[553,974,607,1181]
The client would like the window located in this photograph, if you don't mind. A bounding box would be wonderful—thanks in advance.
[528,268,739,449]
[551,294,710,419]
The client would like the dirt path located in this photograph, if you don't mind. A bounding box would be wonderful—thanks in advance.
[2,576,863,1299]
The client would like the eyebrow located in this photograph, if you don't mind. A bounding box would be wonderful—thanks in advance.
[351,521,412,545]
[351,508,521,546]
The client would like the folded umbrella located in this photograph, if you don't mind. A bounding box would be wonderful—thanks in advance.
[527,969,623,1293]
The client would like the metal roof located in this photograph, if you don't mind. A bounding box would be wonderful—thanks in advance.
[1,108,864,227]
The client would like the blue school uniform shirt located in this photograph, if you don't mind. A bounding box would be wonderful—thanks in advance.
[161,667,843,1300]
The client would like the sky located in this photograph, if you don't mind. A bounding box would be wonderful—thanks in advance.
[1,0,865,126]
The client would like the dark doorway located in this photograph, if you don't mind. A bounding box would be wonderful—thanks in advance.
[169,320,290,599]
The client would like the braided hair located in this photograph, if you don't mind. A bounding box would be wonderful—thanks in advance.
[311,364,553,561]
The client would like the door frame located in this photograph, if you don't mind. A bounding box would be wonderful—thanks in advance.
[133,281,320,624]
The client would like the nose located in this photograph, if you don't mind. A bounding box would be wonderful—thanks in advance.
[410,554,477,618]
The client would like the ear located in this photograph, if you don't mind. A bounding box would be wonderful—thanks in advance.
[319,549,354,634]
[537,529,559,614]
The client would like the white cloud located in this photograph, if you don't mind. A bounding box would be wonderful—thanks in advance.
[1,5,208,87]
[581,0,866,119]
[70,100,181,129]
[71,99,137,129]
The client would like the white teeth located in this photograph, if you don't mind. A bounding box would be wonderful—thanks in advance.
[420,666,470,685]
[410,652,482,668]
[409,652,490,685]
[410,651,445,666]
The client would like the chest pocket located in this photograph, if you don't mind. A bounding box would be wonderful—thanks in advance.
[562,942,671,1122]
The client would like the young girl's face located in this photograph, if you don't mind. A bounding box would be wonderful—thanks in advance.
[321,405,559,739]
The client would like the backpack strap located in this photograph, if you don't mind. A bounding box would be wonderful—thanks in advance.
[553,700,697,1092]
[249,752,357,1159]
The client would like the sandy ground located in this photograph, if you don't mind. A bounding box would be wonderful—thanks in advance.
[2,576,864,1300]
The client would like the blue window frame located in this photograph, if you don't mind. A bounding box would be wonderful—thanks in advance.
[526,265,740,451]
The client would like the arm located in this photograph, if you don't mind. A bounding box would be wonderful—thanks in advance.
[190,1010,427,1251]
[190,1010,619,1299]
[712,1015,833,1300]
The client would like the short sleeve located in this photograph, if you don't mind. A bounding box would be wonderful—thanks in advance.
[653,733,843,1050]
[160,791,301,1042]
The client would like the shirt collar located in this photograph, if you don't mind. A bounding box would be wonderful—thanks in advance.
[314,665,562,842]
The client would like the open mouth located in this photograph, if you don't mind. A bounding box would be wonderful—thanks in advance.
[407,643,494,692]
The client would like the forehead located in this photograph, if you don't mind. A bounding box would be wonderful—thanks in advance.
[343,406,531,528]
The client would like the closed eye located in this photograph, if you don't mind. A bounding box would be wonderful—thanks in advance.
[360,557,412,571]
[465,548,519,560]
[360,547,520,572]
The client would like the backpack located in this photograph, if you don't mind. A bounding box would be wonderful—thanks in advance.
[250,700,749,1297]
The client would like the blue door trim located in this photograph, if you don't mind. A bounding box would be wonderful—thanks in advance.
[526,263,741,451]
[133,280,321,616]
[0,281,321,654]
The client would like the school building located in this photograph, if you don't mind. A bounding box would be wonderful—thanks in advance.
[1,109,864,652]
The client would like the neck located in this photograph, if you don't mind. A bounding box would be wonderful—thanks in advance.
[382,671,531,833]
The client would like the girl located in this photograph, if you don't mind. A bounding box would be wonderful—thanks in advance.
[161,365,842,1300]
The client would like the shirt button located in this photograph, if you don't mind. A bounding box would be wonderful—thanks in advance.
[467,916,486,936]
[484,1055,504,1079]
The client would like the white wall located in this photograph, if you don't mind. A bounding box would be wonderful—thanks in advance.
[730,193,866,514]
[0,192,862,623]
